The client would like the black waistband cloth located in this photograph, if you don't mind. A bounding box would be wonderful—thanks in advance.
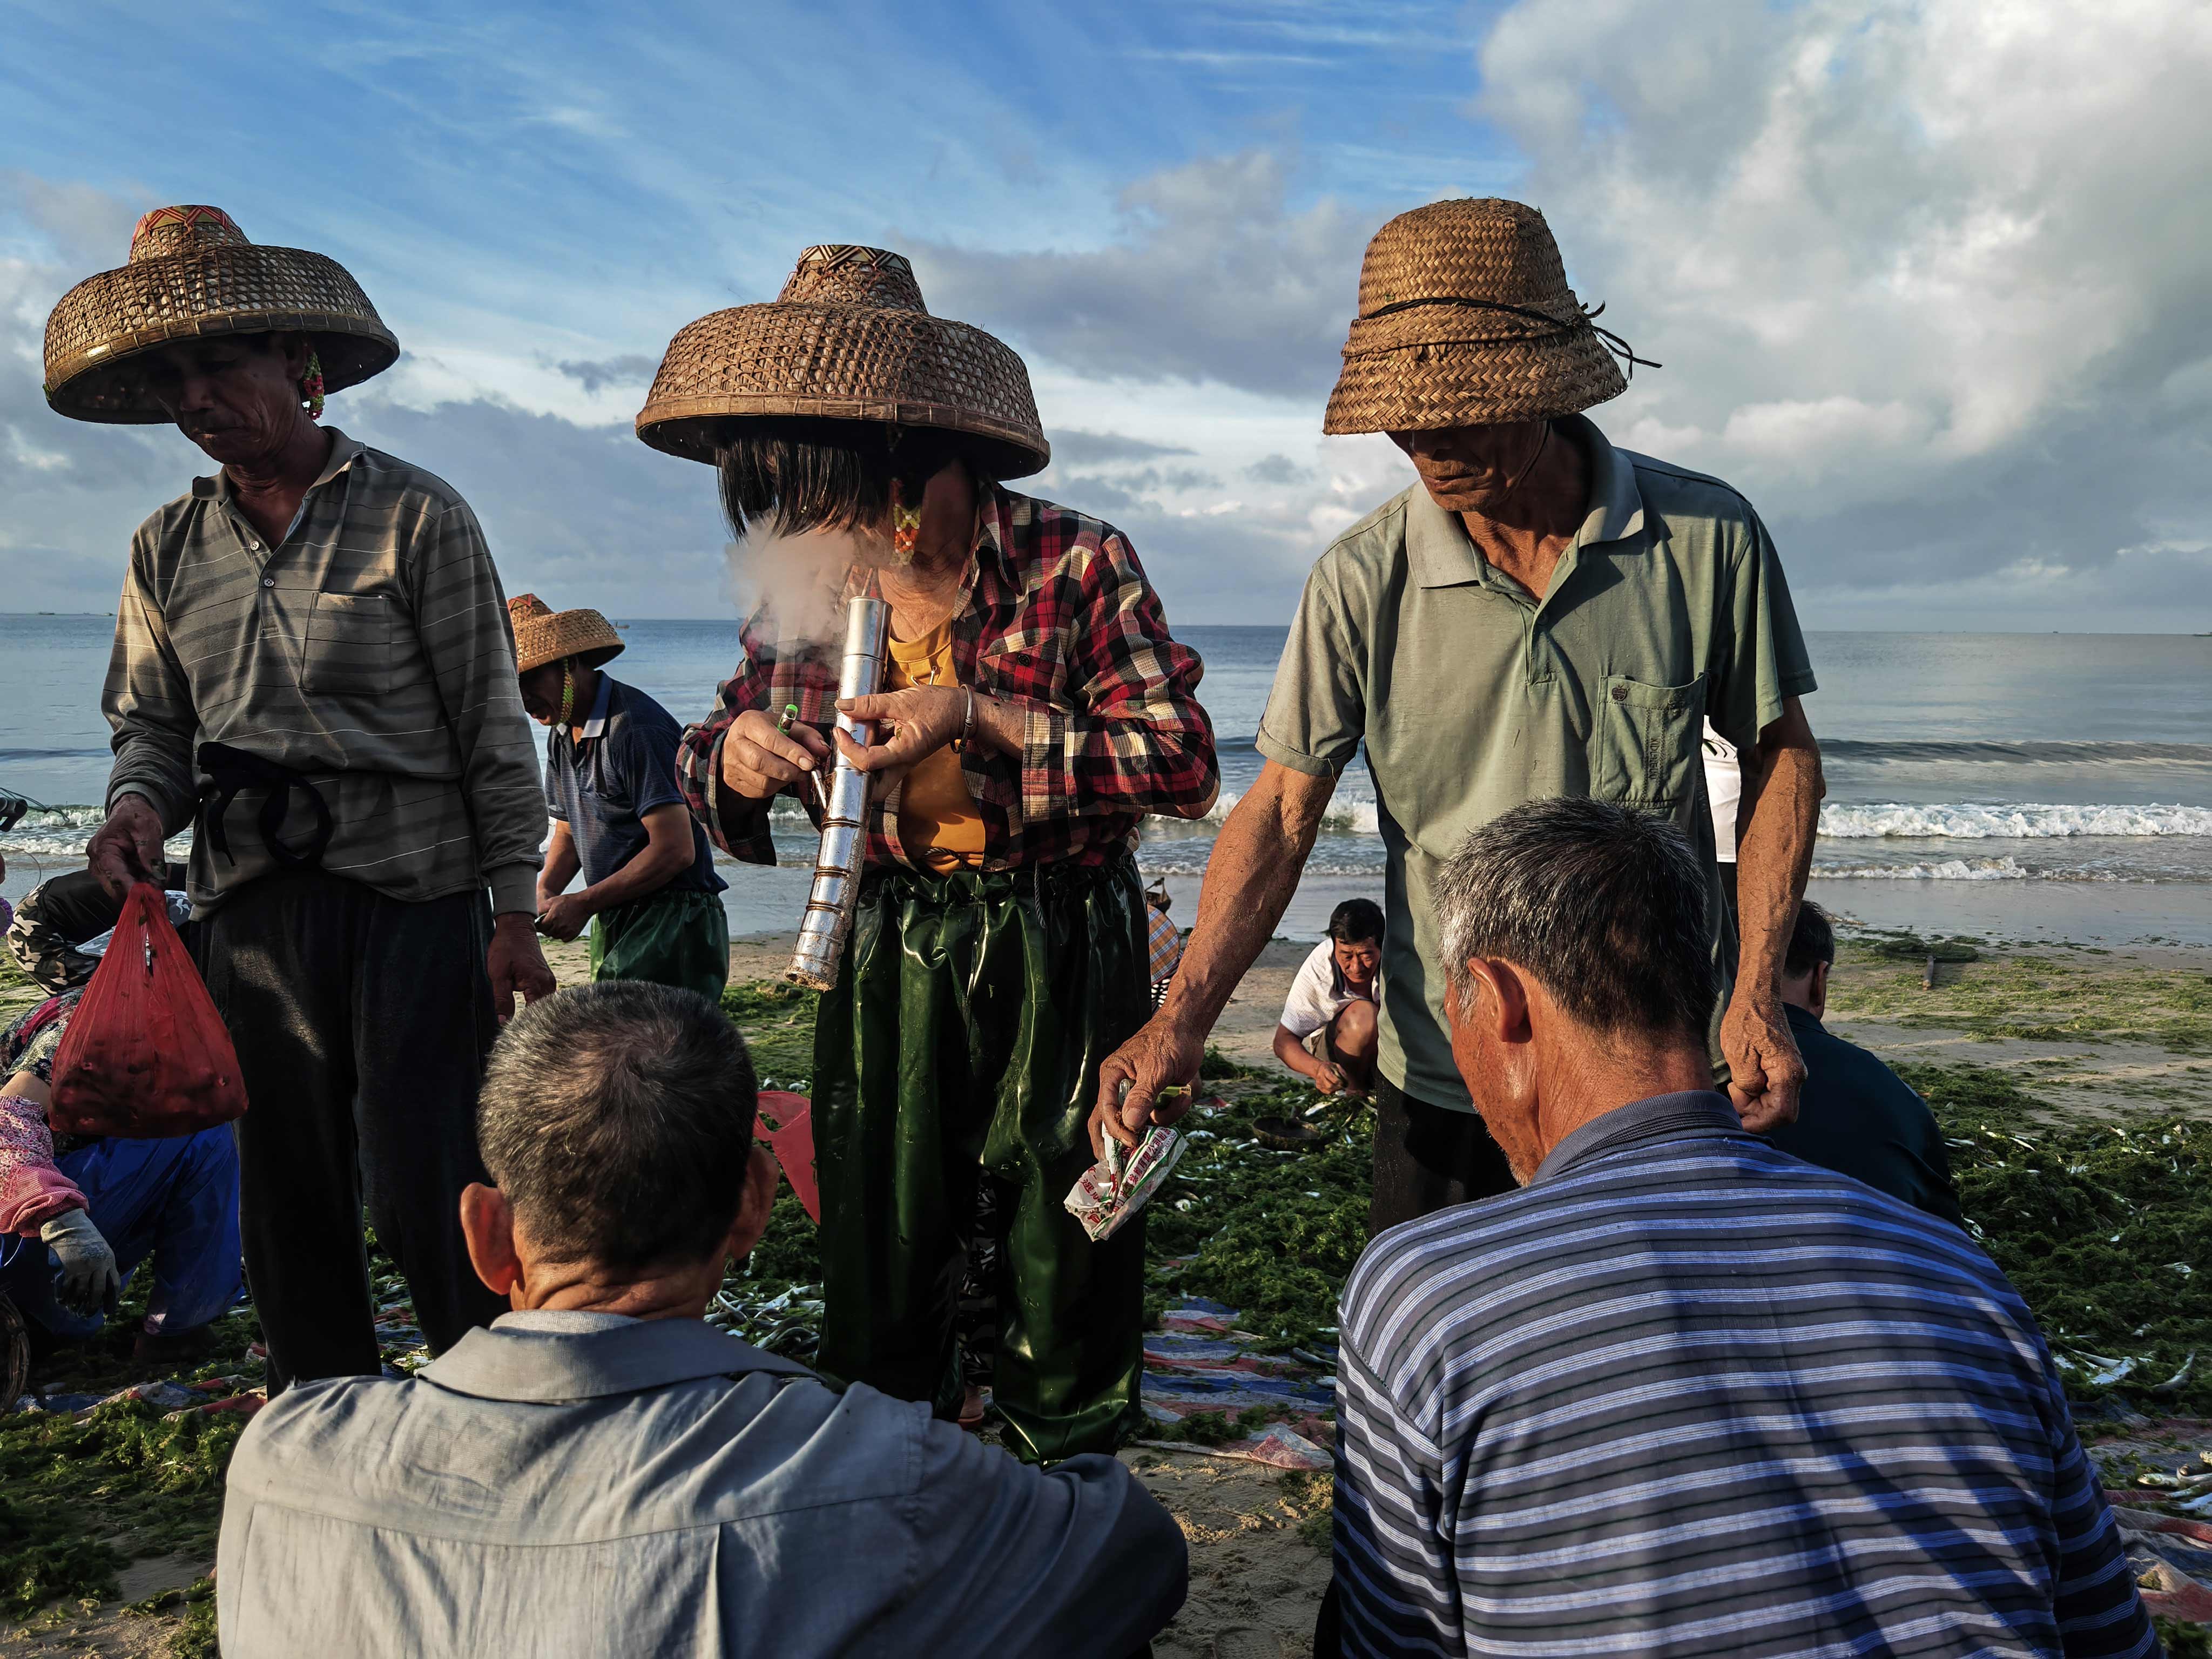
[810,852,1151,1464]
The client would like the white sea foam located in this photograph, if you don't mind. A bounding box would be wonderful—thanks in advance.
[1175,796,2210,840]
[1818,857,2031,880]
[0,807,190,867]
[1818,802,2212,839]
[10,795,2207,870]
[1172,791,1381,834]
[1813,857,2146,881]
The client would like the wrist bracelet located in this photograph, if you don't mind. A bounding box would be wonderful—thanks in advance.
[956,686,976,752]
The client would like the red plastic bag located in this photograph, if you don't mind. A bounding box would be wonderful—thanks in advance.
[47,884,247,1138]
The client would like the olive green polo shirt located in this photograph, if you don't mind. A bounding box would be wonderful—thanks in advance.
[1256,416,1816,1109]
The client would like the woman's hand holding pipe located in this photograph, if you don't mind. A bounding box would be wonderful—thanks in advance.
[833,684,965,782]
[834,684,1022,780]
[719,708,830,803]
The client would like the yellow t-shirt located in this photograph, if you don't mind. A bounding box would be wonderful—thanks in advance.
[884,618,984,872]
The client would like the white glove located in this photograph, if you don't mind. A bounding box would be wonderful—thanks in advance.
[41,1209,119,1317]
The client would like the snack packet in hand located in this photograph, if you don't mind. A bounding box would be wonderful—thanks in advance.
[1065,1085,1190,1242]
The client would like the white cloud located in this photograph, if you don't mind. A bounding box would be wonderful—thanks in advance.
[1474,0,2212,624]
[912,151,1372,399]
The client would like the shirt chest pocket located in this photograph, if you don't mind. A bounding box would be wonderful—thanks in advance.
[1593,672,1705,809]
[304,592,395,697]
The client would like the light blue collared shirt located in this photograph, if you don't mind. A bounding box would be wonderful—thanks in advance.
[217,1314,1185,1657]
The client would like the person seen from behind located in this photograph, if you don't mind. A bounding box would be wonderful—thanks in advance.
[1323,797,2153,1658]
[1273,898,1383,1096]
[216,980,1187,1658]
[514,595,731,1000]
[1096,199,1823,1238]
[1762,899,1965,1227]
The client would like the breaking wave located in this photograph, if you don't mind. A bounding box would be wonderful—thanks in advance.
[1815,857,2071,881]
[1819,803,2212,839]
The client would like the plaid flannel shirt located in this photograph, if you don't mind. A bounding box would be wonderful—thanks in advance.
[675,487,1218,871]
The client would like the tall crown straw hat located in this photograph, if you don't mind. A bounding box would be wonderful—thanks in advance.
[635,245,1049,477]
[508,595,626,677]
[42,205,398,423]
[1323,198,1655,434]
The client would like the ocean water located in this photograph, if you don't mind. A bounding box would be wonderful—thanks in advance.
[4,616,2210,939]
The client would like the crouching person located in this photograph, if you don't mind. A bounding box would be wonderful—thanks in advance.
[1,869,241,1366]
[1324,798,2154,1658]
[216,980,1187,1658]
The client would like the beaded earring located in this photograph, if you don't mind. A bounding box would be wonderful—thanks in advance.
[557,661,576,727]
[891,495,922,562]
[300,349,326,420]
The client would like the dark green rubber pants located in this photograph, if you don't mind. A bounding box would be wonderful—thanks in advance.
[812,853,1152,1464]
[590,889,729,1002]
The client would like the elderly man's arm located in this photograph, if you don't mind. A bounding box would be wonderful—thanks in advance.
[409,501,554,1016]
[2044,1377,2159,1656]
[1332,1265,1461,1657]
[89,539,195,898]
[1723,696,1822,1132]
[898,1425,1186,1656]
[411,501,544,915]
[1092,760,1336,1151]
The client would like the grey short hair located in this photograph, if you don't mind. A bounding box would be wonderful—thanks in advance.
[1434,797,1716,1041]
[477,982,757,1271]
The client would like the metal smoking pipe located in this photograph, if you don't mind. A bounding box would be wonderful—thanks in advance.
[786,596,889,992]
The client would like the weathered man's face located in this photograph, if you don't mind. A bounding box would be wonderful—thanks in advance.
[1389,420,1550,516]
[1331,938,1380,989]
[517,663,568,726]
[141,333,310,466]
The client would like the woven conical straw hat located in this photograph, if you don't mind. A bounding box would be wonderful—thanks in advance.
[43,205,398,424]
[635,245,1049,478]
[1324,199,1639,435]
[509,594,625,675]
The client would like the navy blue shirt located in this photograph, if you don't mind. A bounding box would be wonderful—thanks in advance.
[1766,1001,1965,1228]
[544,676,723,897]
[1334,1090,2153,1658]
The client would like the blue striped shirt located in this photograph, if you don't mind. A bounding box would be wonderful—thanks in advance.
[1333,1091,2154,1658]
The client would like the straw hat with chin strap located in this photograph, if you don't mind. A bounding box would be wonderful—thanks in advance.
[1323,198,1655,435]
[635,244,1049,478]
[43,205,398,423]
[509,595,625,676]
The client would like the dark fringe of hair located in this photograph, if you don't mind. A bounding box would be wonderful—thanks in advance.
[1785,899,1836,980]
[715,418,967,542]
[1327,898,1386,946]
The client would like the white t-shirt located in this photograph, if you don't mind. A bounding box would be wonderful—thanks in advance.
[1279,940,1372,1040]
[1701,720,1742,864]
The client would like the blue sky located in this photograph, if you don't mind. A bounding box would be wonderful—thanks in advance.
[4,0,2209,630]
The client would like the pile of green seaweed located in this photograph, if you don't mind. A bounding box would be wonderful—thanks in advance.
[1902,1062,2212,1415]
[8,981,2208,1644]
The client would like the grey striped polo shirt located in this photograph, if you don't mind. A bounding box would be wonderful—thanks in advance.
[102,430,544,916]
[1333,1091,2154,1658]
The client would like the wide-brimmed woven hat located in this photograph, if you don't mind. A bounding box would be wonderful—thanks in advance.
[43,205,399,424]
[635,245,1049,478]
[1323,199,1653,435]
[509,595,625,675]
